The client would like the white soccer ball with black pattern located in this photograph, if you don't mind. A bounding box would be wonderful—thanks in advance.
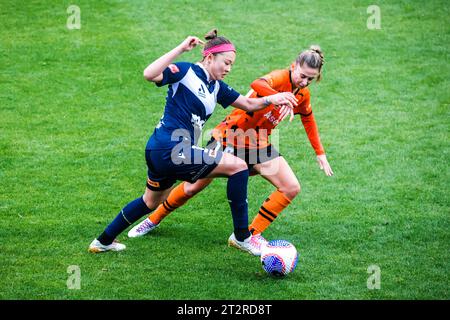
[260,240,298,277]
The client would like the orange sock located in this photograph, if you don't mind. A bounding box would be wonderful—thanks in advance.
[148,182,192,225]
[249,190,292,235]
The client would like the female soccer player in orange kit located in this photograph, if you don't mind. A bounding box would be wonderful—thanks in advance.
[128,45,333,249]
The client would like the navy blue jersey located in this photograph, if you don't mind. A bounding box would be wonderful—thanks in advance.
[146,62,240,150]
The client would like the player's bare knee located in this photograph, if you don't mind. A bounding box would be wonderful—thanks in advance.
[183,185,195,197]
[231,157,248,175]
[142,193,157,210]
[184,183,201,197]
[280,182,301,200]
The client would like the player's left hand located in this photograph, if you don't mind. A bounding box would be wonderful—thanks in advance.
[316,154,334,176]
[278,104,295,122]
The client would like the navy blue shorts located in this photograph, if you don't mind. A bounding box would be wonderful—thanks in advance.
[145,142,223,191]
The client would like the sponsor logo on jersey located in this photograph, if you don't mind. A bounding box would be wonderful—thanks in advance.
[263,111,280,126]
[168,64,180,74]
[198,84,206,98]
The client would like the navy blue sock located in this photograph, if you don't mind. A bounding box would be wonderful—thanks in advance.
[97,197,151,245]
[227,169,251,241]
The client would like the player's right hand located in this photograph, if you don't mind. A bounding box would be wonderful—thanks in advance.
[179,36,204,52]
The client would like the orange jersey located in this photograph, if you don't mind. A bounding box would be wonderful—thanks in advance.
[212,67,325,154]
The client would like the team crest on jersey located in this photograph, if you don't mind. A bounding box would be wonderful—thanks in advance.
[168,64,180,74]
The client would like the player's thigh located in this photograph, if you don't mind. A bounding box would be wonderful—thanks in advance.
[206,152,248,178]
[253,156,300,198]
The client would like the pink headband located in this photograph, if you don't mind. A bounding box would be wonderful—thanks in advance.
[202,43,236,57]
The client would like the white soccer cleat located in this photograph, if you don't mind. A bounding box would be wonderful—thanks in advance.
[252,233,269,251]
[88,239,126,253]
[228,233,266,256]
[128,218,158,238]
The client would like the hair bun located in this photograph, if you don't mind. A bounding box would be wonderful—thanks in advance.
[205,28,218,40]
[310,45,323,59]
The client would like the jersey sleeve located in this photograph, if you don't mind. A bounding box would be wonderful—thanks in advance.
[293,90,325,155]
[217,81,241,108]
[249,69,289,97]
[259,70,288,91]
[155,62,191,87]
[301,112,325,155]
[250,78,279,96]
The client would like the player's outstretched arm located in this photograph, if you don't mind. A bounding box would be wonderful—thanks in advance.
[143,36,204,82]
[231,92,297,113]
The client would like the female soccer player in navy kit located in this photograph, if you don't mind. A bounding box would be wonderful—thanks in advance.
[88,29,297,255]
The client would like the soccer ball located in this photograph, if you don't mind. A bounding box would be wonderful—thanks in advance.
[260,240,298,277]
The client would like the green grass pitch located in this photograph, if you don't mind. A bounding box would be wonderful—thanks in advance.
[0,0,448,299]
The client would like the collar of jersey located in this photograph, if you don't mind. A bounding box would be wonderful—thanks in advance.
[195,62,215,86]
